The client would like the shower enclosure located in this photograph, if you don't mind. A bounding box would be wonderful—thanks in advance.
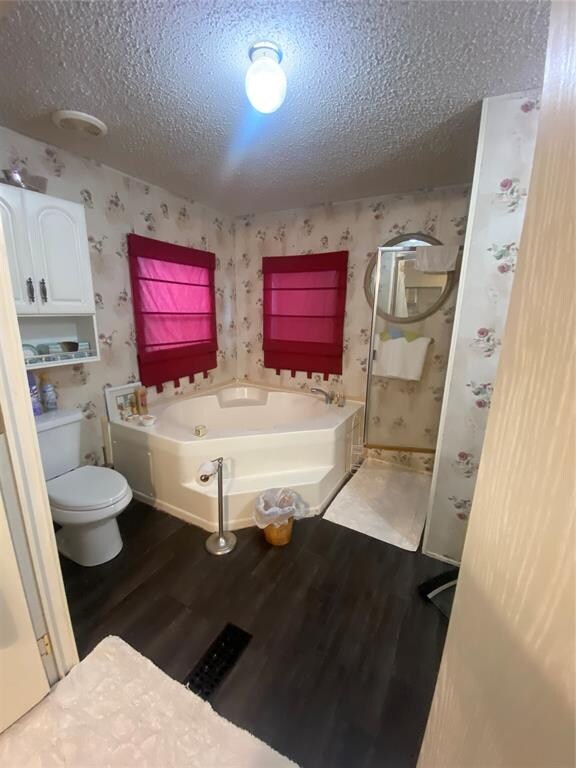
[360,92,540,565]
[363,235,461,461]
[324,234,464,552]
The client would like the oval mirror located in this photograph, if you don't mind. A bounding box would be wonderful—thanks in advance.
[364,233,458,323]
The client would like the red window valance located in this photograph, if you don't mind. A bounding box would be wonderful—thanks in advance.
[262,251,348,380]
[127,234,218,391]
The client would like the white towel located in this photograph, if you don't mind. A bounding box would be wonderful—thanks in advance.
[414,246,459,273]
[373,336,431,381]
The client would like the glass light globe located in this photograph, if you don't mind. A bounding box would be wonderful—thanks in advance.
[245,51,287,114]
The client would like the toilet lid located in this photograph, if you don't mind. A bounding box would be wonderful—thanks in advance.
[47,466,129,511]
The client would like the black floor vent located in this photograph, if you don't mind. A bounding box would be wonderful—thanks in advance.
[184,623,252,699]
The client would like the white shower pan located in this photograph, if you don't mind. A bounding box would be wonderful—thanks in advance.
[109,384,363,531]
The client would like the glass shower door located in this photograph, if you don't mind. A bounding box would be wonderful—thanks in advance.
[363,238,460,462]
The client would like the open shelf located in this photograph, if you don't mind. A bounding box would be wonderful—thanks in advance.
[25,349,99,371]
[19,314,100,371]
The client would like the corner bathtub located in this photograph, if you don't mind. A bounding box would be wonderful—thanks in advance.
[110,385,363,531]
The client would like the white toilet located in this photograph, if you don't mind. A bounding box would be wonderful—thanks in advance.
[36,409,133,567]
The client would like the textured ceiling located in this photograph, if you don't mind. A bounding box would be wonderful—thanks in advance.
[0,1,548,214]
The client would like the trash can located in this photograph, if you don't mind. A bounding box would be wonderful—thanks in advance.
[254,488,305,547]
[264,517,294,546]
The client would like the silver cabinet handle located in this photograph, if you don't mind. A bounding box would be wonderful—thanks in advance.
[39,279,48,303]
[26,277,35,303]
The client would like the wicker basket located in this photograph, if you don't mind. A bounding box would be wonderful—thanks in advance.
[264,517,294,546]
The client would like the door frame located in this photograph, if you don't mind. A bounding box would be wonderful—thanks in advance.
[0,476,51,731]
[0,219,78,681]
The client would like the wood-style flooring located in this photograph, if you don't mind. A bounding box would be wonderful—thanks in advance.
[60,502,449,768]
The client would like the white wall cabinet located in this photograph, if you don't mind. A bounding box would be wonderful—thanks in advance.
[0,184,99,370]
[24,192,94,314]
[0,186,95,315]
[0,184,35,314]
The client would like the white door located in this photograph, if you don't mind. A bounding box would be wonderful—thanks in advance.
[0,186,37,314]
[24,191,95,314]
[0,489,50,732]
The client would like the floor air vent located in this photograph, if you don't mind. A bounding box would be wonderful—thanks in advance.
[184,623,252,699]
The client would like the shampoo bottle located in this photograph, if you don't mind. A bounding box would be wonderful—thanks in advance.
[39,374,58,411]
[27,372,43,417]
[136,386,148,415]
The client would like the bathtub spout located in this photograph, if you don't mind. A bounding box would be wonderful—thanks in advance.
[310,387,334,404]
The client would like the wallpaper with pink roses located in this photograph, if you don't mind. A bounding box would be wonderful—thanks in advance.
[1,123,470,468]
[0,90,537,552]
[234,186,470,465]
[424,91,540,564]
[0,126,237,464]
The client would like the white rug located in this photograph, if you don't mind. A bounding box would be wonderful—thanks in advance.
[324,459,431,550]
[0,636,297,768]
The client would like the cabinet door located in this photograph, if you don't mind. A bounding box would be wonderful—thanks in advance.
[0,186,37,314]
[24,192,95,314]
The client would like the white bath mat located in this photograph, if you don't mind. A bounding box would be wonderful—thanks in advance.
[324,459,431,551]
[0,635,297,768]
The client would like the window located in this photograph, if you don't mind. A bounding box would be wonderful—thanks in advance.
[262,251,348,379]
[127,234,217,391]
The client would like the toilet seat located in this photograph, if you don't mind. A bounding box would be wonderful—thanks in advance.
[47,466,132,526]
[50,488,133,526]
[47,466,129,510]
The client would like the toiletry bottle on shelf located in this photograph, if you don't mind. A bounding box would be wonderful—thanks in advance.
[136,385,148,415]
[129,393,138,416]
[27,372,43,417]
[40,375,58,411]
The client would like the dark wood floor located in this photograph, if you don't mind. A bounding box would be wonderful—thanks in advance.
[60,502,449,768]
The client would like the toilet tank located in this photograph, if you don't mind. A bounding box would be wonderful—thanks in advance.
[36,409,83,480]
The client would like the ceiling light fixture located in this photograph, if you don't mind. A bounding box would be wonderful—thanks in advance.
[245,41,287,114]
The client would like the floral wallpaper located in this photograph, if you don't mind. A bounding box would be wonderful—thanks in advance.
[424,91,540,564]
[1,126,470,478]
[234,187,470,456]
[0,126,236,465]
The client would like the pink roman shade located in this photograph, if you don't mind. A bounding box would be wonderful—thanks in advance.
[128,234,217,391]
[262,251,348,379]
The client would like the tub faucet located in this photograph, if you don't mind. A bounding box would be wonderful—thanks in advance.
[310,387,334,404]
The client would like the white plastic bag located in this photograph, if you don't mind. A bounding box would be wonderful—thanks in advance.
[254,487,306,528]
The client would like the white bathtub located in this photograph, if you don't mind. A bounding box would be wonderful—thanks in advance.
[110,384,363,531]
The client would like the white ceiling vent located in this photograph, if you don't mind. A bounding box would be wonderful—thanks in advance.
[51,110,108,137]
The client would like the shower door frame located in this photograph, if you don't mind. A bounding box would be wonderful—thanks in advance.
[362,245,383,444]
[362,242,454,453]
